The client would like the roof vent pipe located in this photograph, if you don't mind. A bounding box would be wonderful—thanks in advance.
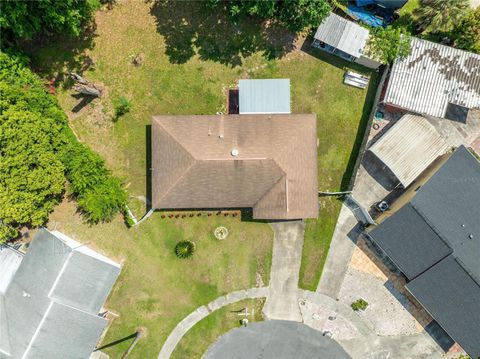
[231,149,239,157]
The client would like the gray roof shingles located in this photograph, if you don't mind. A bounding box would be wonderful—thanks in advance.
[406,257,480,359]
[368,146,480,357]
[369,204,452,280]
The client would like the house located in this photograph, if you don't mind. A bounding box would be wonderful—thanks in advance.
[384,37,480,122]
[151,114,318,219]
[238,79,291,114]
[368,114,449,188]
[368,146,480,358]
[0,228,121,359]
[312,13,381,69]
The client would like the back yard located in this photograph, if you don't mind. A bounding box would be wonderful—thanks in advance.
[30,1,377,356]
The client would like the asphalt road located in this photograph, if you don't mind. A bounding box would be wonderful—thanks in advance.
[204,320,352,359]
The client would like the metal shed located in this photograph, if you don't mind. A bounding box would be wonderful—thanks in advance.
[369,114,449,187]
[238,79,291,114]
[313,13,369,60]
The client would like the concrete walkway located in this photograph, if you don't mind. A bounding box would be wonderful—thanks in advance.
[158,287,268,359]
[262,221,305,321]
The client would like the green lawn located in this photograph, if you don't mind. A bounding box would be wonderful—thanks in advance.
[49,201,271,358]
[30,0,377,355]
[171,298,265,359]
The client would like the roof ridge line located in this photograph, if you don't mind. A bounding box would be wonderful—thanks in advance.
[153,117,197,160]
[155,161,197,207]
[252,166,287,210]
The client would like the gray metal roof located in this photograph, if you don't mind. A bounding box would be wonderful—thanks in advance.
[406,256,480,359]
[369,204,452,280]
[0,229,120,359]
[384,37,480,119]
[368,146,480,358]
[0,245,23,294]
[239,79,291,114]
[313,13,370,58]
[369,114,449,187]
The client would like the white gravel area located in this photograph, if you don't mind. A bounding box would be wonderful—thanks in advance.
[338,267,419,336]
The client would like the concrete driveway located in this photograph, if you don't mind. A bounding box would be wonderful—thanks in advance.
[263,221,304,321]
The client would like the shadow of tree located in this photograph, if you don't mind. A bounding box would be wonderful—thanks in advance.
[24,23,98,89]
[149,0,296,67]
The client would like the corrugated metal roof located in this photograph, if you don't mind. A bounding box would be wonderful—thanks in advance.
[239,79,291,114]
[369,114,449,187]
[384,37,480,118]
[313,13,369,58]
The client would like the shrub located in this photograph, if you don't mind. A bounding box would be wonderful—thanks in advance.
[175,240,196,259]
[77,177,127,224]
[113,96,132,120]
[351,298,369,311]
[0,223,18,244]
[366,27,411,64]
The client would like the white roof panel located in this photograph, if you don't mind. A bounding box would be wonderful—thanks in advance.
[239,79,291,114]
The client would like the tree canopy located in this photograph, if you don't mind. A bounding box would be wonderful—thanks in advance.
[0,52,127,242]
[206,0,331,32]
[415,0,469,33]
[0,0,99,46]
[366,27,411,64]
[452,7,480,54]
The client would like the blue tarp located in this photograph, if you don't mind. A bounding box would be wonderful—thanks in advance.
[347,5,384,27]
[355,0,375,6]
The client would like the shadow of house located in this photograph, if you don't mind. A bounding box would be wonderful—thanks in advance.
[149,0,296,67]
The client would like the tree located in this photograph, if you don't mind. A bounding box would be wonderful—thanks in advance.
[0,52,127,241]
[415,0,469,33]
[207,0,331,32]
[366,27,411,64]
[0,0,100,46]
[452,7,480,54]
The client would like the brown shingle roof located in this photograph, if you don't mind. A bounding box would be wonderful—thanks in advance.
[152,114,318,219]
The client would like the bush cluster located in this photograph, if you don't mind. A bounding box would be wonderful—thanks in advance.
[351,298,369,311]
[0,52,127,242]
[113,96,132,120]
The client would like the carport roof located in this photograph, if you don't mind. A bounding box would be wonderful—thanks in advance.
[368,114,449,187]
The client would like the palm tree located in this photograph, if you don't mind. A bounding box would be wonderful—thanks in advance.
[415,0,469,33]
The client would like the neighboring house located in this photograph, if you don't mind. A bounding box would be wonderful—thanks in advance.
[368,146,480,358]
[151,114,318,219]
[0,228,121,359]
[384,37,480,122]
[368,114,449,188]
[238,79,291,114]
[312,13,381,69]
